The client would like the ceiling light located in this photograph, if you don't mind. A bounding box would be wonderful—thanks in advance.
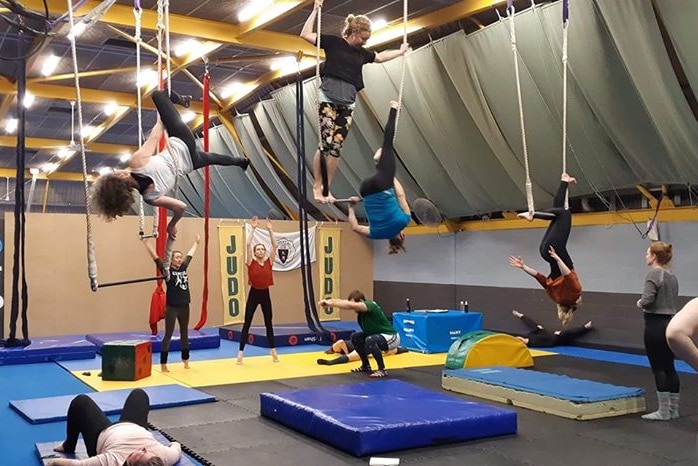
[371,19,388,31]
[103,102,121,116]
[81,125,96,139]
[23,91,35,108]
[97,167,113,176]
[174,39,199,58]
[269,56,296,71]
[57,148,75,159]
[238,0,272,22]
[180,111,196,123]
[119,153,131,163]
[220,82,243,99]
[68,22,87,40]
[41,54,61,77]
[5,118,17,133]
[42,162,58,174]
[29,168,40,176]
[136,69,158,88]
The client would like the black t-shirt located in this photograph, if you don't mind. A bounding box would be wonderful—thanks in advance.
[320,34,376,92]
[156,256,192,306]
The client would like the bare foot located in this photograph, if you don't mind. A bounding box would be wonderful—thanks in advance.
[561,173,577,184]
[53,444,65,453]
[160,364,170,373]
[313,186,324,203]
[236,351,244,365]
[271,349,280,363]
[512,310,523,318]
[584,321,593,329]
[517,211,534,222]
[183,360,190,369]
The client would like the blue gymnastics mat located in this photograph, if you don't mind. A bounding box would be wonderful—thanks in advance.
[260,379,517,456]
[220,322,356,348]
[444,367,645,402]
[0,336,96,366]
[36,431,200,465]
[11,385,216,424]
[86,328,220,354]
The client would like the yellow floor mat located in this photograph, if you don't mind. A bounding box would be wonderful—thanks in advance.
[72,348,555,391]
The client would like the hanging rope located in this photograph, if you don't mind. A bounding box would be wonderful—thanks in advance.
[313,6,331,198]
[297,64,325,333]
[561,0,570,209]
[393,0,408,139]
[194,69,212,331]
[66,0,98,291]
[506,0,534,214]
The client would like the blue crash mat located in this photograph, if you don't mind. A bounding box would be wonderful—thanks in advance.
[261,379,517,456]
[11,385,216,424]
[220,322,355,348]
[86,328,220,354]
[444,366,645,402]
[0,335,96,366]
[36,432,200,465]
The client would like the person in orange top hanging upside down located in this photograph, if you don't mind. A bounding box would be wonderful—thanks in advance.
[508,173,582,325]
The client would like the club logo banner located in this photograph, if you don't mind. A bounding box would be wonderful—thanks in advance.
[319,227,341,321]
[245,224,316,272]
[218,224,246,325]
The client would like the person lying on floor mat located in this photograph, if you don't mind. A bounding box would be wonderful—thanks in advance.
[47,388,180,466]
[317,338,408,365]
[318,290,400,378]
[511,310,592,348]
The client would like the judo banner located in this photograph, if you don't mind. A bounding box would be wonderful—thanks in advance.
[245,224,316,272]
[318,227,341,321]
[218,224,246,325]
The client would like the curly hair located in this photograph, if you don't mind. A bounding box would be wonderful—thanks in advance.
[88,173,136,220]
[387,235,406,255]
[342,14,372,39]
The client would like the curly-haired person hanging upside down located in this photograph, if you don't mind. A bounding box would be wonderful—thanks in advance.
[89,90,249,238]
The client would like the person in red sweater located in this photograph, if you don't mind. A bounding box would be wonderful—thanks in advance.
[237,216,279,364]
[509,173,582,325]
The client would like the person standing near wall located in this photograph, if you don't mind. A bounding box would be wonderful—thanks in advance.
[637,241,680,421]
[237,216,279,365]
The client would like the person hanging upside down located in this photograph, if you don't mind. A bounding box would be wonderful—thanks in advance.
[346,101,411,254]
[237,216,279,365]
[511,310,592,348]
[509,173,582,325]
[316,338,408,365]
[300,0,409,202]
[89,90,249,239]
[318,290,400,378]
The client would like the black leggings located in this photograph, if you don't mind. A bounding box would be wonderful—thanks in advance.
[151,90,242,170]
[359,107,398,198]
[533,181,573,280]
[644,313,680,393]
[519,315,589,347]
[351,331,389,370]
[239,287,275,350]
[160,304,190,365]
[63,389,150,456]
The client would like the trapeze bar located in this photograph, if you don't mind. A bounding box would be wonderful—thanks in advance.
[95,275,165,290]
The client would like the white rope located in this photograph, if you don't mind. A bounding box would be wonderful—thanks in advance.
[164,0,171,94]
[393,0,408,140]
[507,4,534,214]
[66,0,98,291]
[562,18,569,209]
[134,5,146,237]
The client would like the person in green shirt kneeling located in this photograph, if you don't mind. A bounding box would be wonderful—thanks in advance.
[319,290,400,378]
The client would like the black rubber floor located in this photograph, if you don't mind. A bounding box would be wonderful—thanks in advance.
[148,356,698,466]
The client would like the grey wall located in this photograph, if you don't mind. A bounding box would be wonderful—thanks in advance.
[373,221,698,351]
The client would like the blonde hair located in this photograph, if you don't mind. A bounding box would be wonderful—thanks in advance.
[649,241,673,266]
[557,303,578,326]
[342,14,372,39]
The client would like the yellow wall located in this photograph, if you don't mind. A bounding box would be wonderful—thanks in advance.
[3,213,373,337]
